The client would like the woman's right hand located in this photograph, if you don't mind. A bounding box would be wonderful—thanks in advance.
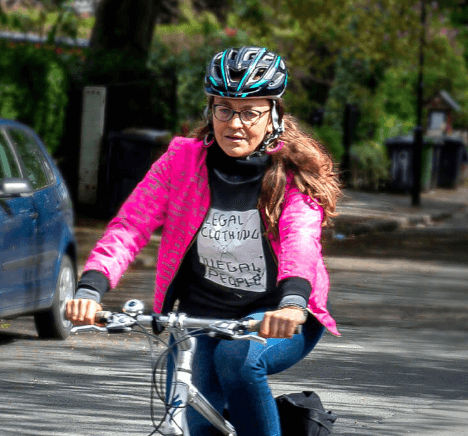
[66,299,103,326]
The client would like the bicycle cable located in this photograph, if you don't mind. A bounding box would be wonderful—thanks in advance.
[126,319,249,435]
[148,328,222,435]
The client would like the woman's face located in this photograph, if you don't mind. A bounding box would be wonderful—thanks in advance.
[212,97,273,158]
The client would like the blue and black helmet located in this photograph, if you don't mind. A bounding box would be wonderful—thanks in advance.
[205,46,288,99]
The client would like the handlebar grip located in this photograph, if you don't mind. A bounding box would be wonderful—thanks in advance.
[246,320,303,335]
[95,311,112,324]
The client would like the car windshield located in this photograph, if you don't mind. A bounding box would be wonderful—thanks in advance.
[0,130,21,180]
[7,128,53,189]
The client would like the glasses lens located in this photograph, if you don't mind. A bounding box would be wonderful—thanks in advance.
[213,106,263,124]
[241,110,261,123]
[214,106,233,121]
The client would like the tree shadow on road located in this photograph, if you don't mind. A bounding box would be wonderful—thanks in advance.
[0,334,163,436]
[271,327,468,436]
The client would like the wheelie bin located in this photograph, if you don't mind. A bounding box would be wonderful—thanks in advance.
[437,137,466,189]
[99,129,171,217]
[385,135,437,193]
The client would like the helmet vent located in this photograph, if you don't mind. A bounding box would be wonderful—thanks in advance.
[205,46,288,98]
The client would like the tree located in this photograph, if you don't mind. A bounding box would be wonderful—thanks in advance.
[84,0,179,83]
[192,0,232,23]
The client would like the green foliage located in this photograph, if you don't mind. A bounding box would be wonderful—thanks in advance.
[269,0,422,77]
[312,125,344,162]
[152,12,250,130]
[367,66,417,144]
[228,0,276,40]
[3,0,468,182]
[367,33,468,140]
[0,41,74,154]
[0,1,84,41]
[350,140,390,190]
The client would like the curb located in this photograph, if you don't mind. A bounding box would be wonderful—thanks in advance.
[325,208,463,240]
[323,219,399,240]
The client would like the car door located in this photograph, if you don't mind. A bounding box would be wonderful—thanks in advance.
[0,129,39,317]
[5,127,62,305]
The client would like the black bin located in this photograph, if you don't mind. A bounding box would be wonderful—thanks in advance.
[437,137,467,189]
[100,129,170,217]
[385,135,437,192]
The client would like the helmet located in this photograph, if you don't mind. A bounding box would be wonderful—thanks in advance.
[205,46,288,99]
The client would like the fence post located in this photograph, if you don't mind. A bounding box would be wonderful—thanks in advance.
[342,103,356,186]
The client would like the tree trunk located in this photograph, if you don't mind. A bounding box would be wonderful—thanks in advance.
[192,0,231,23]
[85,0,178,83]
[76,0,178,215]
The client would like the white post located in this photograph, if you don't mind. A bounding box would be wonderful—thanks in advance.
[78,86,106,207]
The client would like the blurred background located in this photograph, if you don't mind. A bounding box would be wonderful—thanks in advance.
[1,0,468,216]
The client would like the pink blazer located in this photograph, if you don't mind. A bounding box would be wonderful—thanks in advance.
[84,137,340,336]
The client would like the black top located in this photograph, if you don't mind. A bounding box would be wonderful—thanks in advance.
[175,144,310,319]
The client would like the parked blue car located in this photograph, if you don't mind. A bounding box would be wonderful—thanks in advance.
[0,119,76,339]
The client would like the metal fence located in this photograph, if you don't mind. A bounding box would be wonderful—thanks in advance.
[0,30,89,47]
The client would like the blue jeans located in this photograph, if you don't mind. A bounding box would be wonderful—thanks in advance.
[170,310,324,436]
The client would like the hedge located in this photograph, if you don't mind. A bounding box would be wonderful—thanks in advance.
[0,40,83,155]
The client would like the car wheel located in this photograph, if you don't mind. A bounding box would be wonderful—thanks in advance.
[34,254,76,340]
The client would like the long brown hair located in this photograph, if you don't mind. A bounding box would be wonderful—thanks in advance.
[192,99,342,236]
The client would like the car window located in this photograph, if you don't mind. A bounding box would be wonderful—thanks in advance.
[0,130,21,180]
[7,128,54,189]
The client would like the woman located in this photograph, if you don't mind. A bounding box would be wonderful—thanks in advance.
[67,46,341,436]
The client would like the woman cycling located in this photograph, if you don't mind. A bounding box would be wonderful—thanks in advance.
[67,46,341,436]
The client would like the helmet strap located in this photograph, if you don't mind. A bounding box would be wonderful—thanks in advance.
[246,101,284,159]
[202,105,215,147]
[203,105,210,120]
[258,100,284,155]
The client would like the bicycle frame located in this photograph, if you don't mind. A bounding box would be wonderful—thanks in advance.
[71,301,276,436]
[159,324,237,436]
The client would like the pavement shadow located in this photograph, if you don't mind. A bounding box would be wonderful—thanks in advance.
[0,329,37,345]
[272,327,468,436]
[0,336,162,436]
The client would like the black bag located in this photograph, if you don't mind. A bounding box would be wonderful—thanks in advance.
[275,391,337,436]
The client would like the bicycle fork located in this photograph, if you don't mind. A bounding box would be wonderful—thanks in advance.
[159,334,237,436]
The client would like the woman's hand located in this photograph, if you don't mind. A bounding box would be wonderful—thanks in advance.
[66,299,102,326]
[259,306,307,339]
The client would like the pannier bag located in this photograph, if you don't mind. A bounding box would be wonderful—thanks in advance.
[275,391,337,436]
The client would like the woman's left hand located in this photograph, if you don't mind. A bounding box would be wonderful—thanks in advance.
[259,307,307,339]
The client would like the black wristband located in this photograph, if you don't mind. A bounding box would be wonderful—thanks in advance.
[77,270,110,300]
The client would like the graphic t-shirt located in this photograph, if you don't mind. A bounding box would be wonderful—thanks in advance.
[175,144,311,319]
[197,208,266,292]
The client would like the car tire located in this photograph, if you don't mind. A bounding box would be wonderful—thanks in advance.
[34,254,76,340]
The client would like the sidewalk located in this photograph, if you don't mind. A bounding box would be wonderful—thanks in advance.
[329,186,468,238]
[75,186,468,269]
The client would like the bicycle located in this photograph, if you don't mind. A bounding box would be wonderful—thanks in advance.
[71,299,302,436]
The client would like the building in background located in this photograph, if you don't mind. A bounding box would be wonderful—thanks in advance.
[72,0,100,16]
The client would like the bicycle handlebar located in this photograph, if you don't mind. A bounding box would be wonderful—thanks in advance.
[71,300,302,341]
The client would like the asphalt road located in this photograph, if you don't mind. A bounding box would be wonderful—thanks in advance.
[318,209,468,435]
[1,211,467,435]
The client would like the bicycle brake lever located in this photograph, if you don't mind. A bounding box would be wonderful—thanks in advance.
[206,326,266,345]
[71,325,108,333]
[105,313,137,333]
[71,313,136,334]
[235,334,267,345]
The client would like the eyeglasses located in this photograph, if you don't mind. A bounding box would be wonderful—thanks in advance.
[212,105,270,125]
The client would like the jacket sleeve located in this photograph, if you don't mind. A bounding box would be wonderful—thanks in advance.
[277,277,311,308]
[275,185,324,288]
[275,180,340,336]
[82,142,177,289]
